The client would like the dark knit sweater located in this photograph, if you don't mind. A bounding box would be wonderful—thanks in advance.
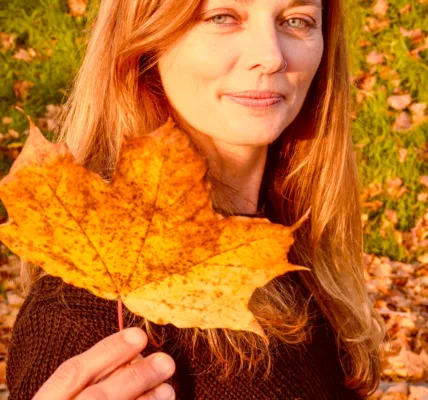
[6,272,363,400]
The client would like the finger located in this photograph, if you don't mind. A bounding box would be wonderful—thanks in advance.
[77,353,175,400]
[136,383,176,400]
[97,353,144,383]
[33,327,148,400]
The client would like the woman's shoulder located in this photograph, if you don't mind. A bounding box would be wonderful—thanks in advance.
[161,323,361,400]
[15,273,119,328]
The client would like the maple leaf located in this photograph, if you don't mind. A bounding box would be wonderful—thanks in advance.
[0,115,310,342]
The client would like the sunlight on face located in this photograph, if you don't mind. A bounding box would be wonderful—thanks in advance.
[158,0,324,146]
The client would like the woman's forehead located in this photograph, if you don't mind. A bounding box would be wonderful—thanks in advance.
[201,0,323,10]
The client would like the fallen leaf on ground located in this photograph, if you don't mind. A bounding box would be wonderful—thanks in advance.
[1,117,12,125]
[67,0,88,17]
[393,112,412,132]
[0,32,17,51]
[398,148,408,163]
[367,51,386,64]
[373,0,389,16]
[12,81,34,101]
[386,177,409,199]
[384,347,428,380]
[12,48,36,62]
[400,27,424,44]
[388,95,412,110]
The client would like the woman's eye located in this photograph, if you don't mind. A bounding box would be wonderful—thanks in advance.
[286,18,311,30]
[207,14,235,25]
[205,14,315,32]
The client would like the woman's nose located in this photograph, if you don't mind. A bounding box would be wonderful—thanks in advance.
[243,25,285,74]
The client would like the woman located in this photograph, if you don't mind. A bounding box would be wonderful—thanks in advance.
[6,0,387,398]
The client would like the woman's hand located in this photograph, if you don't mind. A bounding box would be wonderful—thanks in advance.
[32,327,176,400]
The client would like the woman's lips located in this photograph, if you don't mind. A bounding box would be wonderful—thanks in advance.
[224,95,282,108]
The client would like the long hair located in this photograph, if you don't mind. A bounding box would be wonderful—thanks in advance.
[18,0,388,396]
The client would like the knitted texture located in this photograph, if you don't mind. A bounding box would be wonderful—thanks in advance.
[6,273,362,400]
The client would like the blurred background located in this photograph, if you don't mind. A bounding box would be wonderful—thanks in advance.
[0,0,427,398]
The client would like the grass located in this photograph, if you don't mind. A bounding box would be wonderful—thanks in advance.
[0,0,427,263]
[347,0,427,261]
[0,0,87,136]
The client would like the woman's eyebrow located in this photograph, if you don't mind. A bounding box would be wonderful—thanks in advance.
[230,0,323,10]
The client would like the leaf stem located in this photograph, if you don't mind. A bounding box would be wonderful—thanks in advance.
[117,298,124,331]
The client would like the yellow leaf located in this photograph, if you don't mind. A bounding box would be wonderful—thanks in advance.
[6,142,23,149]
[0,115,310,343]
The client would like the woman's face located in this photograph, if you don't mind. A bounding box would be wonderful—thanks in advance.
[157,0,324,146]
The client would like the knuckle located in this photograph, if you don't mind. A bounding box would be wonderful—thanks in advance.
[97,334,118,356]
[95,330,127,358]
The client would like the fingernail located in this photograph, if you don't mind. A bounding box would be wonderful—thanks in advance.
[154,384,175,400]
[123,328,144,345]
[152,353,174,374]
